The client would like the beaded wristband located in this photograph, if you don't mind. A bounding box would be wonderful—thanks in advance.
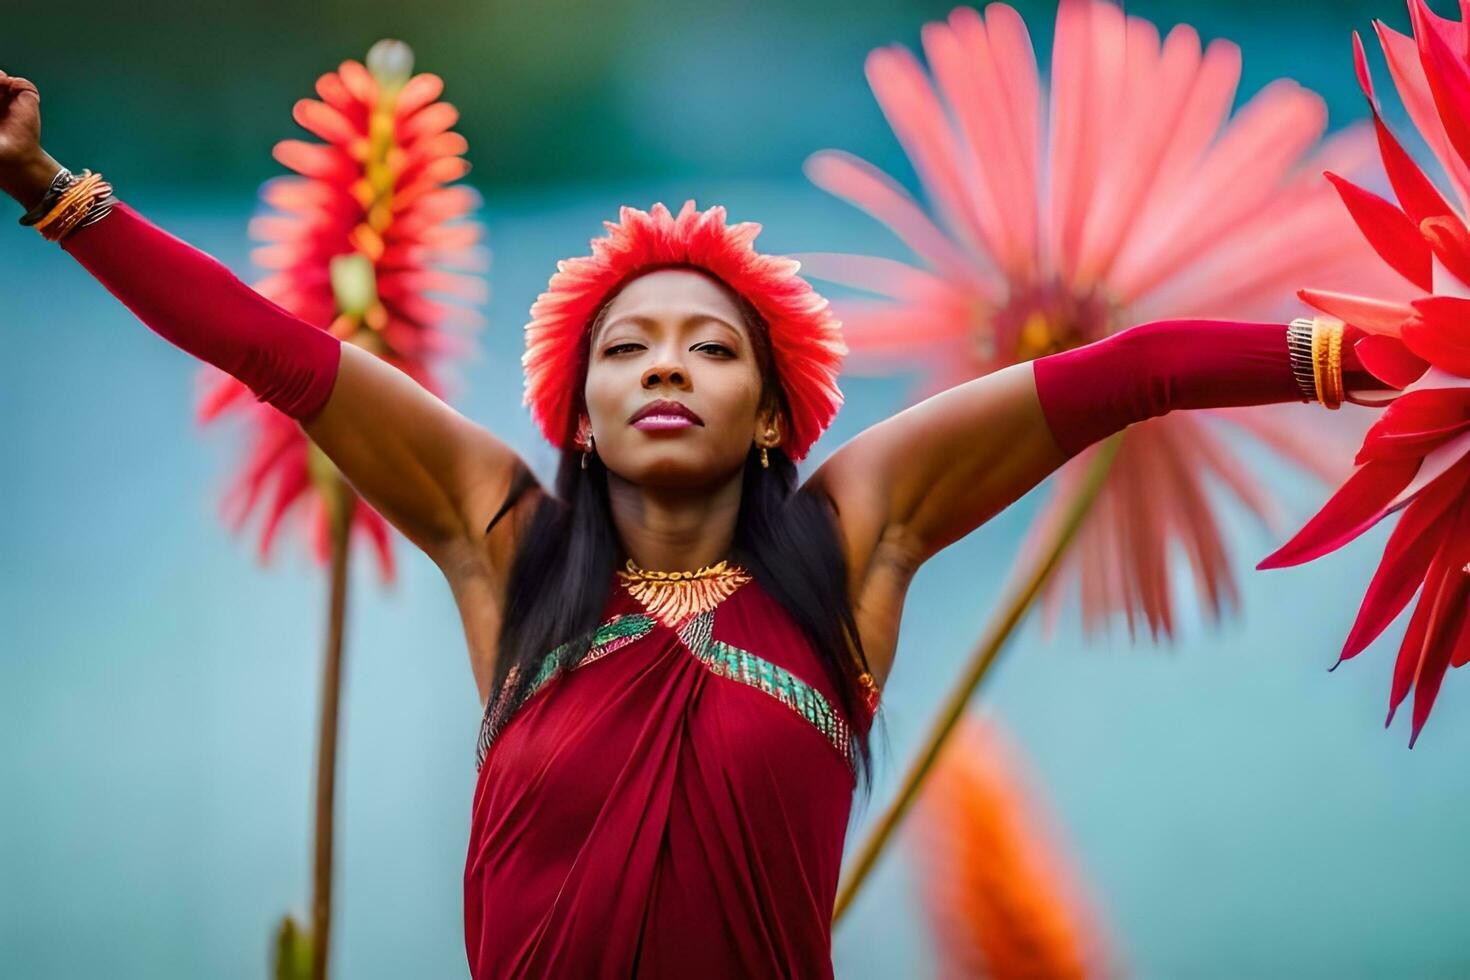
[1287,315,1345,410]
[1285,318,1317,401]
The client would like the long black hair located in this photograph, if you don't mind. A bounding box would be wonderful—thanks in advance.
[483,266,882,794]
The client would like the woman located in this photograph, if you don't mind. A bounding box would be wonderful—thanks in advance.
[0,69,1392,977]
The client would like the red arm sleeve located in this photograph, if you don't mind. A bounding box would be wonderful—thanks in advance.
[1031,317,1386,458]
[58,200,342,422]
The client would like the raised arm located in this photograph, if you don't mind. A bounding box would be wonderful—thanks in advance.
[62,197,540,569]
[806,317,1392,582]
[0,69,536,575]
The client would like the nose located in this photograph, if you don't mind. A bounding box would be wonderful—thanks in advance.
[641,353,690,390]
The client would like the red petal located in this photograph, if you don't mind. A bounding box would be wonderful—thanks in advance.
[256,464,312,565]
[1356,388,1470,462]
[1354,32,1458,227]
[1324,171,1434,290]
[394,73,444,119]
[1355,334,1429,388]
[1387,565,1438,727]
[1297,288,1414,335]
[1410,0,1470,168]
[1419,214,1470,288]
[358,508,398,586]
[292,98,361,146]
[1410,541,1470,745]
[1404,296,1470,375]
[1257,457,1422,569]
[1338,457,1470,662]
[271,140,357,184]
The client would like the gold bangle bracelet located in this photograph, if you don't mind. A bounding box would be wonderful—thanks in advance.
[1324,320,1345,409]
[33,171,100,231]
[36,173,112,242]
[35,172,103,239]
[1310,316,1328,408]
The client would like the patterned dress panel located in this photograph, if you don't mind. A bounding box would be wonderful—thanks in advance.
[477,605,858,775]
[475,613,656,770]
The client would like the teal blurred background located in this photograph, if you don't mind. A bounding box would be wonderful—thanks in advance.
[3,1,1469,977]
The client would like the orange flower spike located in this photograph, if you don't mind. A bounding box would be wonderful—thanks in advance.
[913,717,1117,979]
[195,39,486,582]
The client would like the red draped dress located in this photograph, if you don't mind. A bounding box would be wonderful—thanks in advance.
[463,563,873,978]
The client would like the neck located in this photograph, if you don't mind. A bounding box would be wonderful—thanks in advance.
[606,468,744,572]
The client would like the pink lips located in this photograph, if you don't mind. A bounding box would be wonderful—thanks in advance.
[633,415,697,431]
[629,399,703,431]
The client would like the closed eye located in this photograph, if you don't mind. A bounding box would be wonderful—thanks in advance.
[696,343,735,357]
[604,343,643,355]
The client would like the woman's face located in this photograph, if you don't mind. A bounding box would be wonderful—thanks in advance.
[582,268,778,489]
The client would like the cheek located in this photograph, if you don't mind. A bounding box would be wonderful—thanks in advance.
[582,365,625,420]
[707,370,764,428]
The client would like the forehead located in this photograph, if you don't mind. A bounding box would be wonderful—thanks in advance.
[598,268,746,332]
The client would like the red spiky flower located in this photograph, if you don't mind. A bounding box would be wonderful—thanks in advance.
[1260,0,1470,746]
[195,41,488,582]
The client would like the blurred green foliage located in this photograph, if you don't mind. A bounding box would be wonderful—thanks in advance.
[3,0,1438,193]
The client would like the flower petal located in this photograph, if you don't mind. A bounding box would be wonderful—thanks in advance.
[1256,456,1422,569]
[1338,455,1470,662]
[1403,295,1470,374]
[1409,0,1470,172]
[1297,288,1414,335]
[1354,333,1429,388]
[1323,171,1433,290]
[1356,387,1470,462]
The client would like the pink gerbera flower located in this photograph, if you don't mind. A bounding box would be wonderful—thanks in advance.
[801,0,1408,640]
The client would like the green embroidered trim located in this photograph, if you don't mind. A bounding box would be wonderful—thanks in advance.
[700,638,858,774]
[475,608,860,777]
[475,613,655,770]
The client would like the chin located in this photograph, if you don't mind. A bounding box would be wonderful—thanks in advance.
[615,444,741,490]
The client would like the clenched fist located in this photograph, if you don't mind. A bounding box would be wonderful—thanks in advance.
[0,69,42,168]
[0,69,63,211]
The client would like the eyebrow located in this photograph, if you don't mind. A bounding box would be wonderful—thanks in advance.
[596,313,743,344]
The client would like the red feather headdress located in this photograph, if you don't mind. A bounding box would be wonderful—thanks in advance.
[522,200,847,462]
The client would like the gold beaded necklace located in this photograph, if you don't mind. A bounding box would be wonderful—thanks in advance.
[616,557,753,628]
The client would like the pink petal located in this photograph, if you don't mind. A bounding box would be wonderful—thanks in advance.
[864,43,998,262]
[803,150,994,291]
